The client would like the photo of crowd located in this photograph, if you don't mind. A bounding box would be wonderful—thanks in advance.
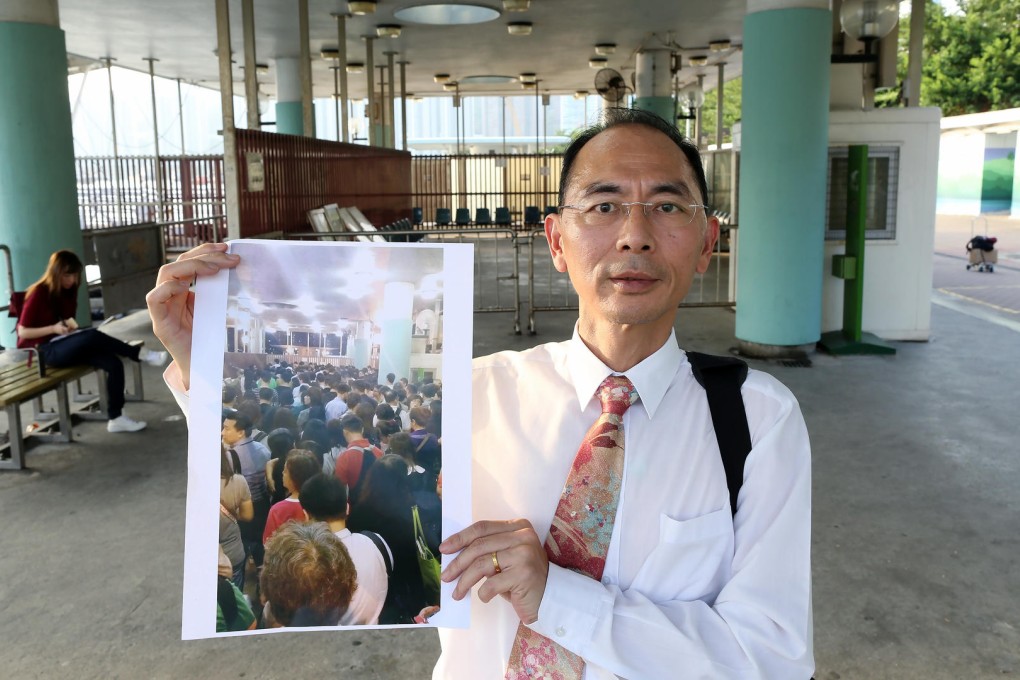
[182,239,473,636]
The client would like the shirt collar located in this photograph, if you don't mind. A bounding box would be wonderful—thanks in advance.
[565,326,684,419]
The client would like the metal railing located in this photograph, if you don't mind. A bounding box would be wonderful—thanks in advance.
[524,228,736,335]
[158,216,227,252]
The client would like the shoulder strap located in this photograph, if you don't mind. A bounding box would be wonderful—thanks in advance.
[217,576,239,626]
[359,530,393,576]
[414,433,432,454]
[686,351,752,518]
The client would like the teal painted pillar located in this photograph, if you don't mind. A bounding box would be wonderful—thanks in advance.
[377,281,414,383]
[351,321,371,371]
[633,49,675,125]
[275,57,304,136]
[735,1,831,356]
[0,1,88,348]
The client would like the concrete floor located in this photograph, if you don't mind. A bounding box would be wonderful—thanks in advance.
[1,237,1018,678]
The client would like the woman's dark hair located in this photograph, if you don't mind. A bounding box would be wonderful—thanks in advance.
[354,453,412,511]
[387,432,415,464]
[220,444,235,483]
[558,107,709,208]
[301,419,330,464]
[28,249,83,303]
[266,428,296,460]
[284,449,321,491]
[271,408,299,437]
[426,399,442,437]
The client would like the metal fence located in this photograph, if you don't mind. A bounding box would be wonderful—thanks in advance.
[75,155,226,232]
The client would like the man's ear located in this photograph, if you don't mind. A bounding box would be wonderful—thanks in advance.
[545,213,568,274]
[696,215,720,275]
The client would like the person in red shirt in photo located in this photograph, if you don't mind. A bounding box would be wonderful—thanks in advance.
[262,449,320,543]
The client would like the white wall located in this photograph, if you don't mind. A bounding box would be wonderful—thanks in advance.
[822,107,942,341]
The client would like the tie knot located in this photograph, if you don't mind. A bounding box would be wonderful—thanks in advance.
[597,375,637,415]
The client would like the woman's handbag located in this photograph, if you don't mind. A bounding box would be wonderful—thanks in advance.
[413,504,442,605]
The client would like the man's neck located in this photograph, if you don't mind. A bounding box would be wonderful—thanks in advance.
[577,319,673,372]
[326,518,348,532]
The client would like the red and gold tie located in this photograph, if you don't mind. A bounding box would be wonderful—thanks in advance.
[505,375,638,680]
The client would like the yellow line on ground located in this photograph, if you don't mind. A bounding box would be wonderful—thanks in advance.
[943,285,1020,291]
[936,288,1020,315]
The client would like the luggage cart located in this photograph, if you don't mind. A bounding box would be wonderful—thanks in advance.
[966,235,998,273]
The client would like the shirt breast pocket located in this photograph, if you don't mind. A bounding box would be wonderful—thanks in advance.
[629,507,734,604]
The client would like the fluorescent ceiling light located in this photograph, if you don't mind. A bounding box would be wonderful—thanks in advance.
[348,1,377,15]
[507,21,532,35]
[376,24,402,38]
[594,43,617,56]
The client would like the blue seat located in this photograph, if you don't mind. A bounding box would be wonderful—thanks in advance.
[544,205,558,218]
[412,207,423,225]
[455,208,471,226]
[475,208,492,225]
[435,208,452,225]
[494,207,511,225]
[524,205,541,225]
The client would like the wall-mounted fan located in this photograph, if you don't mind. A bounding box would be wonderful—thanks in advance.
[414,308,437,335]
[594,68,628,104]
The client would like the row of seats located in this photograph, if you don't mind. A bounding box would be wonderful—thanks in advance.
[419,206,559,228]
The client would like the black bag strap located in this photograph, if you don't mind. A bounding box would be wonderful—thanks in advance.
[686,351,752,517]
[359,530,393,576]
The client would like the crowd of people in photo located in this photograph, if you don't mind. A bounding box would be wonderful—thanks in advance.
[214,359,443,631]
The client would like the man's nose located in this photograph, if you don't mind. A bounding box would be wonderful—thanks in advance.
[616,205,655,252]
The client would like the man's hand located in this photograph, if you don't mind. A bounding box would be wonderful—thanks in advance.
[439,519,549,624]
[145,242,239,390]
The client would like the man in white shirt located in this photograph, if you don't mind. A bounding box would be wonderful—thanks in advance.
[299,473,390,626]
[146,107,812,678]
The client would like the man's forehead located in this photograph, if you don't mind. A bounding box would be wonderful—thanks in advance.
[568,124,696,189]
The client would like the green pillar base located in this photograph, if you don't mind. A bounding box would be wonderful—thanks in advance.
[818,330,897,356]
[275,101,303,136]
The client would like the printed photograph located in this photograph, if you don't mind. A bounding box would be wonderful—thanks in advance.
[182,239,473,638]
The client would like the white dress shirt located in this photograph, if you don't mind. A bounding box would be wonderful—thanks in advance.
[334,528,391,626]
[325,395,349,423]
[434,329,813,679]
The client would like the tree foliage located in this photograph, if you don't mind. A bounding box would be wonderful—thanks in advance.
[879,0,1020,114]
[699,76,743,146]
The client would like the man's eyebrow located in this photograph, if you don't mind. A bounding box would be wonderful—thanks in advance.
[578,182,623,198]
[652,182,695,200]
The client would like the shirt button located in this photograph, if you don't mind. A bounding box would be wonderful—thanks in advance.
[555,626,566,637]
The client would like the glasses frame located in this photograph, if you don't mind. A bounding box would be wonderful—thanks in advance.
[557,200,710,227]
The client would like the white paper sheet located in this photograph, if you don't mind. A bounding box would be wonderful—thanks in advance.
[182,238,473,638]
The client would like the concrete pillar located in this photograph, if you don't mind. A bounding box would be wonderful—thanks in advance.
[377,281,414,383]
[634,49,674,124]
[275,57,303,135]
[215,0,241,240]
[0,0,88,345]
[905,0,924,107]
[335,13,350,143]
[351,320,372,371]
[736,0,831,356]
[241,0,260,130]
[298,0,314,137]
[365,36,377,146]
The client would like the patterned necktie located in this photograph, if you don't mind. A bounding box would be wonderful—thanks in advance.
[505,375,638,680]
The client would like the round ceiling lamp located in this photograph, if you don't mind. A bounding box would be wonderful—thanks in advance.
[320,47,340,59]
[518,72,537,84]
[574,90,588,99]
[507,21,533,35]
[521,81,536,90]
[459,75,519,85]
[348,1,377,15]
[709,39,731,52]
[594,43,617,56]
[433,72,451,83]
[395,3,502,25]
[442,81,459,91]
[589,57,608,68]
[346,62,365,74]
[688,55,709,67]
[503,0,530,10]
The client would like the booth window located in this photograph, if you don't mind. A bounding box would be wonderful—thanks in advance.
[825,146,899,240]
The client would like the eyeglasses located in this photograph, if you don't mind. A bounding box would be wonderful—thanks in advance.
[557,201,708,228]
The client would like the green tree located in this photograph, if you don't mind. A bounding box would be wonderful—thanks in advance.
[880,0,1020,114]
[699,76,743,146]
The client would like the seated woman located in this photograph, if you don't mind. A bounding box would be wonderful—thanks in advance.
[15,250,167,432]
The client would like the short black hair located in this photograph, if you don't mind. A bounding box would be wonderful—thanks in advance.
[300,474,349,521]
[558,107,709,208]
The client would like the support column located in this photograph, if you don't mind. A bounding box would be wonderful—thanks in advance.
[633,49,674,124]
[351,320,372,371]
[215,0,241,240]
[144,58,165,222]
[365,36,377,146]
[377,281,414,383]
[735,0,831,356]
[241,0,260,130]
[298,0,314,137]
[399,60,409,150]
[0,0,88,345]
[275,57,303,135]
[715,62,725,149]
[335,13,350,143]
[386,51,397,149]
[905,0,924,107]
